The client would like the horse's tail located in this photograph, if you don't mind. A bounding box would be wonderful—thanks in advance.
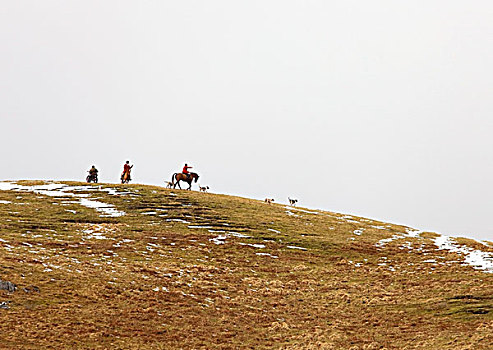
[171,173,178,185]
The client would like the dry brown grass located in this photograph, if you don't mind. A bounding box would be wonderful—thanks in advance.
[0,181,491,349]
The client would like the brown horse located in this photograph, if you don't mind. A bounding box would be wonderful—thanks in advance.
[121,171,131,184]
[171,172,199,190]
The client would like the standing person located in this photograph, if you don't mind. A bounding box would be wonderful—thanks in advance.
[182,163,192,180]
[121,161,133,183]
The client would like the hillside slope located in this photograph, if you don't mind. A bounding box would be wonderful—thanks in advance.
[0,181,492,349]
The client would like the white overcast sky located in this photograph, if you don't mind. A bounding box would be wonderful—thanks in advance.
[1,1,492,241]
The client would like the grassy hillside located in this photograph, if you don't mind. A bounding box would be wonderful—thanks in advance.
[0,181,492,349]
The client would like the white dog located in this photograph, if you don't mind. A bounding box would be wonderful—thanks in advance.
[288,197,298,206]
[264,198,274,204]
[199,185,209,192]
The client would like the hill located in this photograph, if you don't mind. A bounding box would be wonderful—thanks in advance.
[0,181,492,349]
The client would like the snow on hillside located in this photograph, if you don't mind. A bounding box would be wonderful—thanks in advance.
[0,182,125,217]
[1,181,491,273]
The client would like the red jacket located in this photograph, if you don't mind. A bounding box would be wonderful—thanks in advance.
[182,165,192,174]
[124,164,132,173]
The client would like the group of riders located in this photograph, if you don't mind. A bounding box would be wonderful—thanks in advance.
[86,162,198,189]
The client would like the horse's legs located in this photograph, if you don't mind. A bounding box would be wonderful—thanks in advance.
[187,181,192,190]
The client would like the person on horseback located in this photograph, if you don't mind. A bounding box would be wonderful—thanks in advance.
[121,161,133,183]
[89,165,98,177]
[182,163,192,180]
[171,164,199,190]
[87,165,99,183]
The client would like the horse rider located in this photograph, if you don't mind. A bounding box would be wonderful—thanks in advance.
[122,161,133,181]
[89,165,98,177]
[87,165,98,182]
[182,163,192,180]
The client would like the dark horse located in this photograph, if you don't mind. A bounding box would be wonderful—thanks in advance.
[171,172,199,190]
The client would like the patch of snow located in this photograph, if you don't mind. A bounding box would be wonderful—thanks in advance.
[286,245,308,251]
[98,187,134,196]
[230,232,250,238]
[337,215,360,224]
[256,252,278,258]
[400,242,413,250]
[239,243,266,249]
[353,229,363,236]
[188,225,213,229]
[82,229,106,240]
[166,218,190,224]
[376,235,400,248]
[285,207,319,215]
[0,182,126,218]
[405,228,423,238]
[210,235,227,245]
[434,235,493,273]
[0,200,11,204]
[268,228,281,234]
[482,241,492,248]
[376,228,423,248]
[79,198,125,217]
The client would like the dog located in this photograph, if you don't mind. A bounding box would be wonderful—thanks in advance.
[288,197,298,206]
[199,185,209,192]
[165,181,173,189]
[264,198,274,204]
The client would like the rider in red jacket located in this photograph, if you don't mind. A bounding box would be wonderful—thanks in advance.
[182,164,192,179]
[122,161,133,182]
[124,162,132,174]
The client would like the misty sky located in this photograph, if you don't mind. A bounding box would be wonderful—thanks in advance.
[1,1,492,241]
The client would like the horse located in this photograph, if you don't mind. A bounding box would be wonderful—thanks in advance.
[171,172,199,190]
[121,171,131,184]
